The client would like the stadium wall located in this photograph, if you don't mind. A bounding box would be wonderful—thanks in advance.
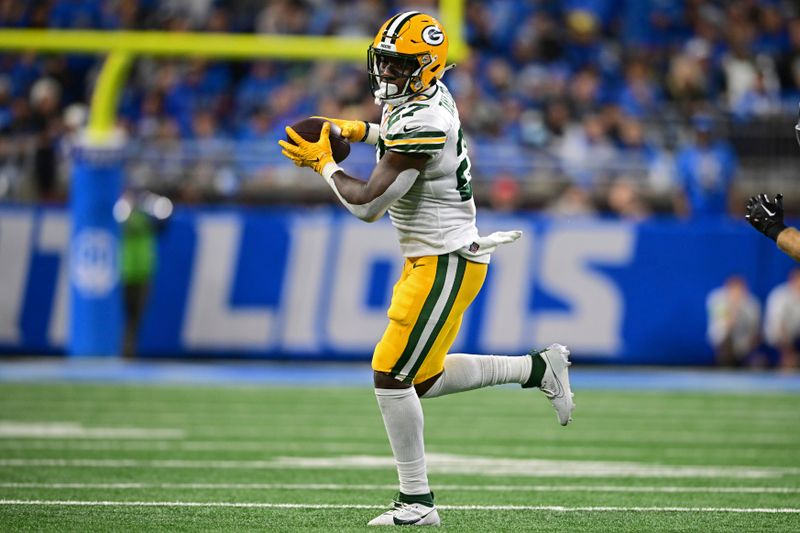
[0,205,795,365]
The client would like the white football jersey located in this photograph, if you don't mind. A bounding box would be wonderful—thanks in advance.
[378,81,486,262]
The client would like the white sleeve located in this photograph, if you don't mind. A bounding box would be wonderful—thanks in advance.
[321,163,418,223]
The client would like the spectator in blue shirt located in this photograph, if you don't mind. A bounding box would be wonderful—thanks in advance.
[619,0,684,50]
[616,58,663,118]
[674,113,738,217]
[235,62,284,121]
[49,0,102,29]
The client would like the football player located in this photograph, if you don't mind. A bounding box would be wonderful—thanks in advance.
[279,11,574,526]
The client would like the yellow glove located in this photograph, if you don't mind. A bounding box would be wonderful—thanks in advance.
[278,122,334,174]
[312,116,367,142]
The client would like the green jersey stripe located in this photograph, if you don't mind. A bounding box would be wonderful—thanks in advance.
[387,143,445,152]
[405,255,467,381]
[391,255,449,377]
[377,137,386,159]
[385,130,447,141]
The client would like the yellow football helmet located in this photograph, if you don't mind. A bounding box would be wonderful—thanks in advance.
[368,11,450,105]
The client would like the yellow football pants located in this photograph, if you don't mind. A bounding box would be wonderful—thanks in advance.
[372,252,488,384]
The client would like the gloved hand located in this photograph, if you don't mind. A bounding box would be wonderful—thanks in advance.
[278,122,335,174]
[746,193,786,241]
[465,230,523,256]
[312,116,367,142]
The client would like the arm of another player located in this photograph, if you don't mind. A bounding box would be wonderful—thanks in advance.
[746,193,800,262]
[777,227,800,262]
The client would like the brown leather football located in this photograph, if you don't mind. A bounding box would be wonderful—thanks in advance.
[287,117,350,163]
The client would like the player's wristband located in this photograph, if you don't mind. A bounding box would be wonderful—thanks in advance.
[765,222,787,242]
[321,161,343,185]
[362,122,380,145]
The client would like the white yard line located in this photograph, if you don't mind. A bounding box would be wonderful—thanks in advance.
[4,399,797,419]
[1,427,795,447]
[269,454,800,478]
[0,482,797,494]
[1,455,798,479]
[0,500,798,513]
[0,422,183,439]
[0,440,360,452]
[0,440,795,462]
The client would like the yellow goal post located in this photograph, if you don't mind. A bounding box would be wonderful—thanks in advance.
[0,0,466,144]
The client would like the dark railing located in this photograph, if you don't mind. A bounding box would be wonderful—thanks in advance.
[1,113,799,212]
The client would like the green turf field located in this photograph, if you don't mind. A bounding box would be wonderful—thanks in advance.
[0,382,798,531]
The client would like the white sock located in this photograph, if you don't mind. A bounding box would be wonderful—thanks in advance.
[422,354,532,398]
[374,387,430,497]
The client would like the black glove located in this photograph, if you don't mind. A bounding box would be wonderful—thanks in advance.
[745,193,786,241]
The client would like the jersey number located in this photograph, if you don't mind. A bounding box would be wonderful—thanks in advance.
[455,128,473,201]
[387,103,427,130]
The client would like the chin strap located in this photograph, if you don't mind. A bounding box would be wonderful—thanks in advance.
[376,80,440,106]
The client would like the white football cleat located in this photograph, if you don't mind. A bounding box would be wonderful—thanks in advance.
[526,343,575,426]
[367,499,441,526]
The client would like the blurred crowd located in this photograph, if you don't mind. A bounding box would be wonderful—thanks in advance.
[1,0,800,216]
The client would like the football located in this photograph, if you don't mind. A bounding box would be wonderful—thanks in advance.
[287,117,350,163]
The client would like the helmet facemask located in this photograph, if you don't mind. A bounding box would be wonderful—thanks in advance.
[368,47,432,105]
